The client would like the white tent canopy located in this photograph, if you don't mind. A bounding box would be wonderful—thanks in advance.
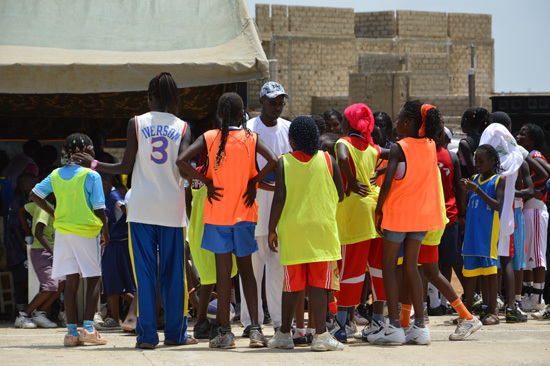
[0,0,269,94]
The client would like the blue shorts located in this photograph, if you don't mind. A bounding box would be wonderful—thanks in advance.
[202,222,258,257]
[463,256,498,277]
[512,207,526,271]
[438,221,463,265]
[383,229,427,243]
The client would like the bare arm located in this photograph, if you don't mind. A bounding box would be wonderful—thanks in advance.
[379,147,390,160]
[458,140,476,177]
[461,176,505,211]
[516,160,534,200]
[243,137,278,207]
[267,158,286,253]
[175,135,222,204]
[336,142,367,197]
[35,223,54,254]
[450,151,464,215]
[29,192,55,219]
[72,117,138,174]
[526,154,548,185]
[330,154,345,202]
[94,209,109,247]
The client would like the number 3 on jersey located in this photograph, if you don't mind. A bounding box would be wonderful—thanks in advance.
[151,136,168,164]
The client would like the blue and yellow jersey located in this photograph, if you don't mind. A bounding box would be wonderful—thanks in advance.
[462,174,501,259]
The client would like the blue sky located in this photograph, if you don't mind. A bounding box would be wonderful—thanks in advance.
[246,0,550,94]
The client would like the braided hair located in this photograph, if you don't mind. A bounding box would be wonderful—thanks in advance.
[61,133,94,166]
[462,107,490,133]
[289,116,319,156]
[148,72,181,116]
[215,93,245,170]
[476,144,502,174]
[400,100,442,141]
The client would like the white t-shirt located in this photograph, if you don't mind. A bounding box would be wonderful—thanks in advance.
[128,112,188,227]
[247,116,292,236]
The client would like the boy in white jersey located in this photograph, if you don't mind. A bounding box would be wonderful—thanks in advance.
[240,82,291,335]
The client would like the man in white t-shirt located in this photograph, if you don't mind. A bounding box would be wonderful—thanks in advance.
[240,82,291,335]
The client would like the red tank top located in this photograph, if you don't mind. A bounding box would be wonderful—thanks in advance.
[436,146,458,226]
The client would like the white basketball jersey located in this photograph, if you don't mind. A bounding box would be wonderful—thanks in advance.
[128,111,187,227]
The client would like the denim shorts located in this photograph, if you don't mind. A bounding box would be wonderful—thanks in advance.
[383,229,427,243]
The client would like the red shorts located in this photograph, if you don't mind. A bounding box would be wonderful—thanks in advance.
[335,240,371,307]
[283,261,339,292]
[418,244,439,264]
[366,238,385,302]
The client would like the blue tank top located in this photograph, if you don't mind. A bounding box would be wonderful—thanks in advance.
[463,174,501,259]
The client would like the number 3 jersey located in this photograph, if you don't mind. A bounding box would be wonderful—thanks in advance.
[128,111,188,227]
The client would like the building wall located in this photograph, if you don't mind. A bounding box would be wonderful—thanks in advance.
[251,5,495,126]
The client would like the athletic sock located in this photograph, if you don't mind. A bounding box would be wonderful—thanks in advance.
[372,312,384,324]
[390,318,400,328]
[306,327,316,336]
[450,298,473,320]
[336,310,348,327]
[523,281,534,296]
[533,283,545,304]
[400,304,412,328]
[515,294,522,302]
[67,323,78,337]
[414,317,425,328]
[220,325,232,335]
[83,320,94,333]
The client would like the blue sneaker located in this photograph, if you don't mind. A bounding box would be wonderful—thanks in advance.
[329,322,348,343]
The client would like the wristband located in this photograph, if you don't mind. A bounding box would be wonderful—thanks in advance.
[90,160,98,171]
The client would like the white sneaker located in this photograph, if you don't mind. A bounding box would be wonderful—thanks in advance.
[405,324,431,345]
[531,304,550,319]
[14,312,37,329]
[310,332,344,352]
[354,309,369,325]
[267,329,294,349]
[355,319,382,341]
[534,299,546,311]
[372,319,405,345]
[32,311,57,328]
[522,295,538,312]
[449,317,482,341]
[93,312,104,326]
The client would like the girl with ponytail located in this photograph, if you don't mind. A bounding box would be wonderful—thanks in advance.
[177,92,278,349]
[373,100,445,346]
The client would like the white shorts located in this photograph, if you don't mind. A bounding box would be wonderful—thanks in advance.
[52,230,102,279]
[523,208,548,270]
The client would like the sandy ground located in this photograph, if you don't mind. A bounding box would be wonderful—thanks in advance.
[2,314,550,366]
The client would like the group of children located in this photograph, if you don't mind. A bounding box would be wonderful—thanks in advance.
[6,76,550,352]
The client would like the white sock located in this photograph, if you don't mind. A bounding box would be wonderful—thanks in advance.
[428,283,440,308]
[306,327,316,335]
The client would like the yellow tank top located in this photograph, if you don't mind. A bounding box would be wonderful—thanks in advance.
[421,172,449,246]
[278,151,341,265]
[188,186,237,285]
[51,168,103,238]
[335,138,380,244]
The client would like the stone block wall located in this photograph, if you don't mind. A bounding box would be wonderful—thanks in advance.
[448,13,492,40]
[396,11,448,39]
[251,4,494,120]
[355,11,395,38]
[358,53,405,73]
[311,96,349,115]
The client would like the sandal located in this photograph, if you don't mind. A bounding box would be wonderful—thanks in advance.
[481,313,500,325]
